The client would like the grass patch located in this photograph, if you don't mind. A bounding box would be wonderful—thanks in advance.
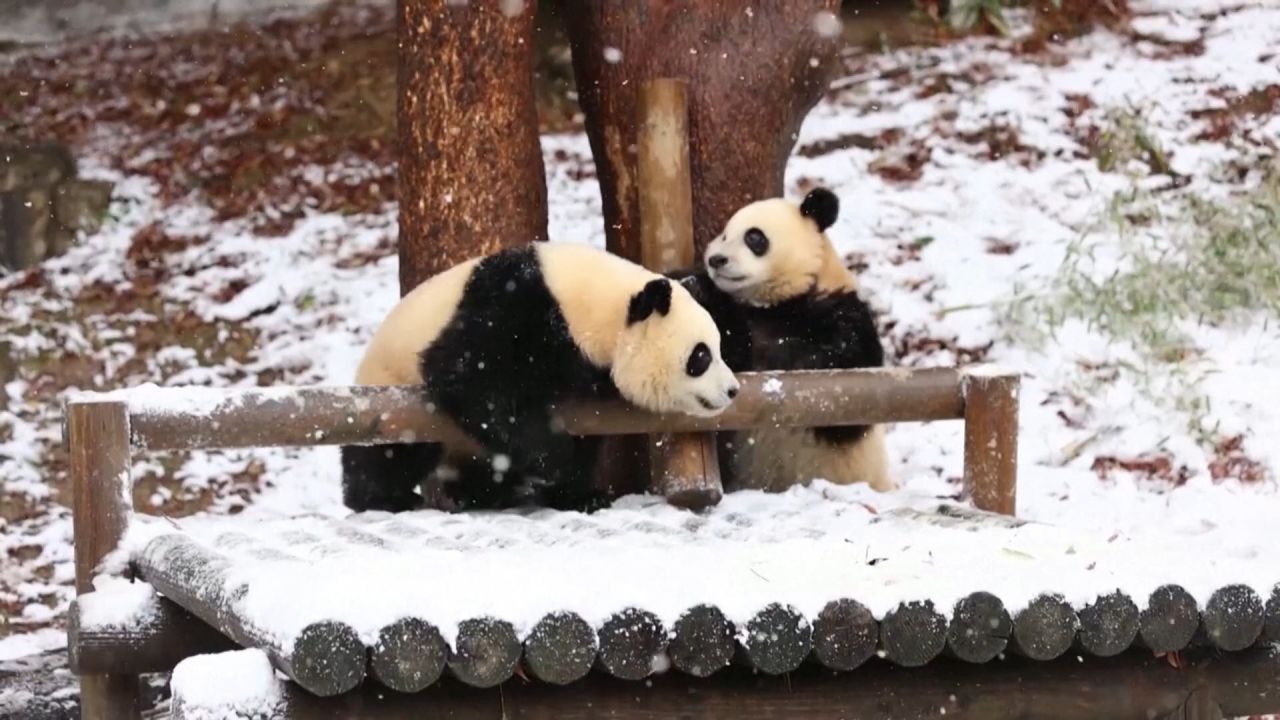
[1004,166,1280,438]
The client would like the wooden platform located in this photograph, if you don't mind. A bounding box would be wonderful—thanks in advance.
[165,645,1280,720]
[61,368,1280,719]
[70,497,1280,701]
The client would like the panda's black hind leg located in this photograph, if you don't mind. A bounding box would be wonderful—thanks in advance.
[340,442,441,513]
[437,454,534,511]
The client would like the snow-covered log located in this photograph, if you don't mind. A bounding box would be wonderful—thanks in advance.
[880,599,948,668]
[1010,594,1080,662]
[134,533,366,697]
[811,598,878,672]
[1075,591,1139,658]
[523,611,597,686]
[667,604,736,678]
[946,592,1011,664]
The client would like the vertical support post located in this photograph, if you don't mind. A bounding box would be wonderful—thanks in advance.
[962,369,1020,516]
[68,400,141,720]
[635,78,723,511]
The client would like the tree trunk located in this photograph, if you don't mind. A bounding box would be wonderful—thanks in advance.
[397,0,547,294]
[562,0,842,260]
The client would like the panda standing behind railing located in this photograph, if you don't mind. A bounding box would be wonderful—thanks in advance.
[670,187,894,494]
[341,243,741,514]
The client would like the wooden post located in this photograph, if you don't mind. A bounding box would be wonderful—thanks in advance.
[68,399,141,720]
[962,367,1020,516]
[635,79,723,511]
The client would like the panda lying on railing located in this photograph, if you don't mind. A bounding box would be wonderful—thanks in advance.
[342,188,889,514]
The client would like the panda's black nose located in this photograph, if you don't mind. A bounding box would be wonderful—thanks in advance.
[727,386,738,399]
[708,254,729,269]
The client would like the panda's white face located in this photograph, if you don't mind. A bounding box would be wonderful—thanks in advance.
[613,279,740,417]
[703,196,829,307]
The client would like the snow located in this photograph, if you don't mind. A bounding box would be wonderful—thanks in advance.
[170,649,284,720]
[2,0,1280,673]
[123,482,1280,651]
[77,577,160,630]
[0,628,65,661]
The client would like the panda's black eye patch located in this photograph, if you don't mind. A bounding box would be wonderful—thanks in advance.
[686,342,712,377]
[744,228,769,257]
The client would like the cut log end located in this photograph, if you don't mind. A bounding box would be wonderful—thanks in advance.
[812,598,878,672]
[1202,584,1264,652]
[1265,585,1280,644]
[881,600,947,668]
[947,592,1011,664]
[663,485,723,512]
[741,604,812,675]
[1011,594,1079,662]
[524,611,597,686]
[668,604,735,678]
[597,608,667,681]
[449,617,521,688]
[371,617,447,694]
[288,621,366,697]
[1139,584,1199,654]
[1077,592,1139,657]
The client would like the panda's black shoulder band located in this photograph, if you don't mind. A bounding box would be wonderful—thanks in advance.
[800,187,839,231]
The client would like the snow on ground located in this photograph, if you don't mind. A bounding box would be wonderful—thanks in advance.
[2,0,1280,661]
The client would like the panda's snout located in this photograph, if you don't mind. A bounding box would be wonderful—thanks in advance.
[725,375,741,402]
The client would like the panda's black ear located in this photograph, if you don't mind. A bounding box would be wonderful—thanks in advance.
[800,188,839,231]
[627,279,673,325]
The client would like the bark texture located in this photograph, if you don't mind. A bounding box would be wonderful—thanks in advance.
[397,0,547,293]
[562,0,842,259]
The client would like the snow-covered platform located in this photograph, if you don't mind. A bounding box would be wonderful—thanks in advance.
[61,375,1280,719]
[74,490,1280,698]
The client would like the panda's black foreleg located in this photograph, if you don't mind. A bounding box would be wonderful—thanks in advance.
[340,442,441,513]
[531,435,609,512]
[438,395,606,512]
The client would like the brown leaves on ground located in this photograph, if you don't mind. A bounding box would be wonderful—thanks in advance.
[1,2,587,236]
[1032,0,1132,42]
[887,323,994,365]
[1092,454,1192,486]
[1191,85,1280,142]
[1094,437,1266,485]
[1,3,399,234]
[1208,435,1267,484]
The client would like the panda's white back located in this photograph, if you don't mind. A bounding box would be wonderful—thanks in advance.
[354,257,482,386]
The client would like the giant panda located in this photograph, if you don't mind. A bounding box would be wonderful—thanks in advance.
[673,188,893,493]
[341,242,741,514]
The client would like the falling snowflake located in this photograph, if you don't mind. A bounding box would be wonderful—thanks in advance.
[603,46,623,64]
[811,10,843,39]
[498,0,525,17]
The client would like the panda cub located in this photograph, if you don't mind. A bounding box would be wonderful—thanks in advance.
[675,188,893,493]
[343,243,741,513]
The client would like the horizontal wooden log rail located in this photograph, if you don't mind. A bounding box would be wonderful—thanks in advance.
[170,647,1280,720]
[75,367,968,451]
[67,364,1017,515]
